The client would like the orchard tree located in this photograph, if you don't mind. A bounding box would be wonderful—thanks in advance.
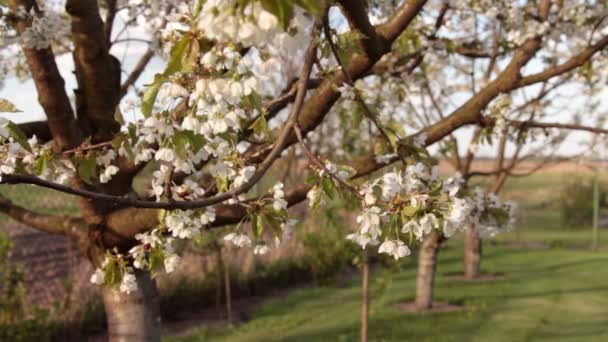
[1,0,608,340]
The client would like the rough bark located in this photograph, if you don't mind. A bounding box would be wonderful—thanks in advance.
[463,224,482,279]
[67,0,122,141]
[415,230,442,310]
[102,270,161,342]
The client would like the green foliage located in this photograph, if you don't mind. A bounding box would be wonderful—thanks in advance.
[141,33,200,117]
[141,75,167,117]
[560,176,608,227]
[300,222,358,286]
[3,121,31,152]
[72,154,98,185]
[260,0,327,29]
[260,0,294,29]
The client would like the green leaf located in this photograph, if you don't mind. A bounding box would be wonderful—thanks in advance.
[182,38,200,73]
[304,174,319,185]
[173,130,206,159]
[0,99,21,113]
[185,131,206,154]
[252,214,264,238]
[31,155,49,175]
[4,121,31,152]
[429,180,443,196]
[294,0,326,17]
[73,155,98,185]
[261,0,294,30]
[261,209,283,236]
[104,261,119,286]
[321,177,335,199]
[141,75,167,117]
[402,205,419,217]
[166,35,191,75]
[250,114,271,140]
[172,132,189,160]
[148,247,165,276]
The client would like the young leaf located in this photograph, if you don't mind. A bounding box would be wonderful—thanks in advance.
[261,0,294,30]
[181,37,201,73]
[321,177,335,199]
[141,75,167,117]
[73,155,98,185]
[402,205,419,217]
[172,131,190,160]
[165,34,191,75]
[252,213,264,238]
[104,261,119,286]
[294,0,326,17]
[0,99,21,113]
[148,247,165,276]
[4,121,31,152]
[31,155,49,175]
[250,114,271,140]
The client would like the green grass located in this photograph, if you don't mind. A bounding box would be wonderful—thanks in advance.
[169,230,608,342]
[0,184,80,221]
[168,171,608,342]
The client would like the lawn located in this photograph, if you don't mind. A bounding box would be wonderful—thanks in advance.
[168,171,608,342]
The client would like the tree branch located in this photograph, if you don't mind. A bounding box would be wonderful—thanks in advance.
[104,0,118,47]
[67,0,122,142]
[119,48,154,97]
[7,0,82,151]
[0,195,87,243]
[518,35,608,88]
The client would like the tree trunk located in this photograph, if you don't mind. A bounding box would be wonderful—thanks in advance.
[102,270,161,342]
[214,247,222,314]
[463,224,482,279]
[223,251,233,325]
[215,246,233,324]
[415,230,442,310]
[361,251,369,342]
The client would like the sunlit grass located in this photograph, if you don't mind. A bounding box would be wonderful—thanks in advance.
[169,223,608,342]
[0,184,80,221]
[168,170,608,342]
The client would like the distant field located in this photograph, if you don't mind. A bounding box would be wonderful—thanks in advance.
[168,163,608,342]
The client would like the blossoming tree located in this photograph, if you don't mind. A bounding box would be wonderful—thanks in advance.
[1,0,608,340]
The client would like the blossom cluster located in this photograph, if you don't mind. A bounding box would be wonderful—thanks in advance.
[14,5,70,50]
[342,162,473,260]
[469,188,517,238]
[90,207,216,294]
[223,182,298,255]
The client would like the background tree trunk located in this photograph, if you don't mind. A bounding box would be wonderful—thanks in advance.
[214,246,222,315]
[223,251,233,325]
[464,224,482,279]
[415,230,442,310]
[361,251,369,342]
[102,270,161,342]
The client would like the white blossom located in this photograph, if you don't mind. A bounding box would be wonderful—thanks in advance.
[378,239,411,260]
